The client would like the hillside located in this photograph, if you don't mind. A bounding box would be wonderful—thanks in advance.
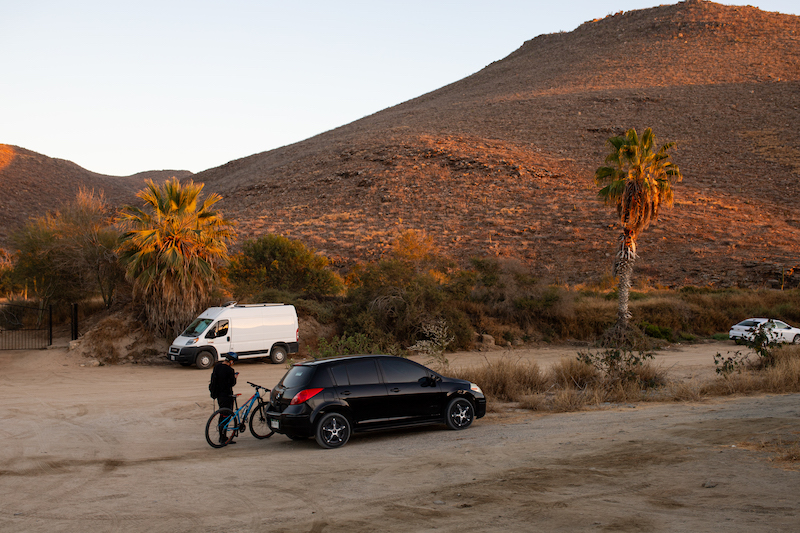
[189,0,800,288]
[0,144,191,244]
[3,0,799,288]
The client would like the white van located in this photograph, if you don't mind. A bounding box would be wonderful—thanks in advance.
[167,302,299,369]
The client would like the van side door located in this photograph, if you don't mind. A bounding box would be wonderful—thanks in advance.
[204,319,231,356]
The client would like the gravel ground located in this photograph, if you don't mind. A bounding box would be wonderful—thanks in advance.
[1,342,798,532]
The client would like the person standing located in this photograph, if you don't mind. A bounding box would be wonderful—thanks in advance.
[210,352,239,444]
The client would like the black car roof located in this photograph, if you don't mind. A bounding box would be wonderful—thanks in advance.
[297,354,399,367]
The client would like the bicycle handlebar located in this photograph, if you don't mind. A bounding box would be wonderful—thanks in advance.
[247,381,270,392]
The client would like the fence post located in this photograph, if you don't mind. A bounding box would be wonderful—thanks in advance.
[49,305,53,346]
[71,303,78,341]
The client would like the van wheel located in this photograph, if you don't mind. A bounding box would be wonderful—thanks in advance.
[196,351,214,369]
[270,346,287,364]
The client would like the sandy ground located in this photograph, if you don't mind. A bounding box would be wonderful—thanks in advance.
[1,341,799,532]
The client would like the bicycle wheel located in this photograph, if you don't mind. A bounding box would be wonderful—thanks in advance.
[249,402,275,439]
[205,408,237,448]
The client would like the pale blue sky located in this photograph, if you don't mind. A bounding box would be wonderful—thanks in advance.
[1,0,797,176]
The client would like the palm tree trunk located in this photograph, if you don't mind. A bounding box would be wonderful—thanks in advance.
[614,232,637,333]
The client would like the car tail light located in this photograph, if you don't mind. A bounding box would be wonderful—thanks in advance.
[290,388,323,405]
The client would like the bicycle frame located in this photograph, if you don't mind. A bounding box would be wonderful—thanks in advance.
[216,382,269,437]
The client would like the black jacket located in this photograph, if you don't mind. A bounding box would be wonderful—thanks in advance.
[211,362,237,399]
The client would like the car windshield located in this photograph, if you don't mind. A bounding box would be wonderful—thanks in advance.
[281,366,315,389]
[181,318,213,337]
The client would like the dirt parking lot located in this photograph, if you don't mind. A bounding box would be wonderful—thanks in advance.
[1,341,799,532]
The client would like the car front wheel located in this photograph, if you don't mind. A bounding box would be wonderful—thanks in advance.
[315,412,351,449]
[196,351,214,369]
[445,397,474,430]
[794,334,800,344]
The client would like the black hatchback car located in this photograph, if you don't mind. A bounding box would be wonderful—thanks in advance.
[266,354,486,448]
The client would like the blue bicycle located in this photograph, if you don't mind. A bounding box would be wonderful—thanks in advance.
[205,381,273,448]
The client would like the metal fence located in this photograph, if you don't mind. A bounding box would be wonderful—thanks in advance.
[0,303,52,350]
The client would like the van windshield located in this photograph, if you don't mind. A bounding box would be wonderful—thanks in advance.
[182,318,213,337]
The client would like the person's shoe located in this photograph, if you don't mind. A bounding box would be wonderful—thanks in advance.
[227,440,237,444]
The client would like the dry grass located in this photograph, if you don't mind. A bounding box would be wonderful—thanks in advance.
[455,344,800,416]
[551,357,598,389]
[737,435,800,470]
[452,358,548,402]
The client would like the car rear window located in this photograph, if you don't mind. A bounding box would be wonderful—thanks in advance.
[737,320,762,327]
[281,366,315,389]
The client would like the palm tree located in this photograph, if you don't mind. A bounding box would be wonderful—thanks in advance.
[595,128,683,340]
[117,178,235,336]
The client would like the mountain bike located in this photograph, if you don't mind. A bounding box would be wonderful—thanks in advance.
[205,381,273,448]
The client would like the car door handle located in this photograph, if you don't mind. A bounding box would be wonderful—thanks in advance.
[341,391,351,396]
[390,388,400,393]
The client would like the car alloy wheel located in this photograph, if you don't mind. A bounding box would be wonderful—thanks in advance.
[315,412,351,449]
[446,397,474,430]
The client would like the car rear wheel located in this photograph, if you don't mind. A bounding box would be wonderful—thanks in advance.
[315,412,351,449]
[196,351,215,369]
[270,346,287,365]
[793,334,800,344]
[445,397,474,430]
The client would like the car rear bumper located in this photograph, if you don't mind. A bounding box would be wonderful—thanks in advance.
[266,410,314,438]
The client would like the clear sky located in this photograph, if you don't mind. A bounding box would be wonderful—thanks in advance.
[1,0,797,176]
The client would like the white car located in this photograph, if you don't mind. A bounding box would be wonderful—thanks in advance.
[729,318,800,344]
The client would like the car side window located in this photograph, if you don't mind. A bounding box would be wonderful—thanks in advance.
[331,364,349,386]
[379,358,428,383]
[345,360,380,386]
[205,319,229,338]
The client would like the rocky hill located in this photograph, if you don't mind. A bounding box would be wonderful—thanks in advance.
[0,144,191,244]
[189,0,800,288]
[3,0,799,288]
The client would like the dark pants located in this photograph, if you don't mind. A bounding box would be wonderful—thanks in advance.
[218,395,235,441]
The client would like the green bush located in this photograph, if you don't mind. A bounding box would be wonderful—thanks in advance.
[228,234,343,297]
[10,189,123,308]
[308,333,386,359]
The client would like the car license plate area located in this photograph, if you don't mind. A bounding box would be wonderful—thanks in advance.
[269,418,280,430]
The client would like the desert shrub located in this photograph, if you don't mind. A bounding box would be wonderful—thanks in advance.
[551,357,598,389]
[763,350,800,392]
[665,380,704,402]
[631,297,695,333]
[229,234,343,297]
[550,389,590,412]
[10,189,123,309]
[639,321,675,342]
[407,318,455,369]
[343,233,472,352]
[308,333,384,359]
[450,358,547,402]
[468,257,581,340]
[0,248,13,294]
[577,348,657,387]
